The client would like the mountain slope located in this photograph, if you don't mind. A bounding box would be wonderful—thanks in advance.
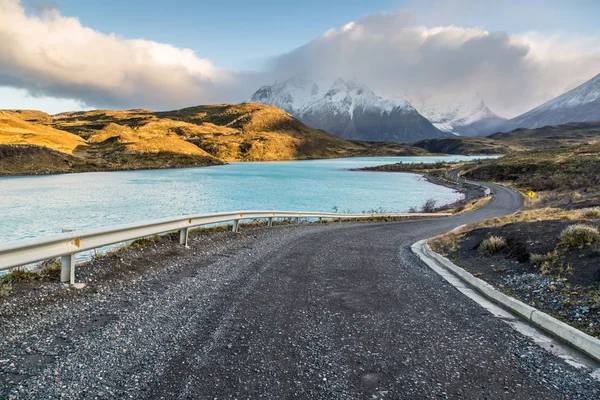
[249,78,444,143]
[0,110,86,154]
[502,73,600,131]
[414,96,506,136]
[412,136,518,155]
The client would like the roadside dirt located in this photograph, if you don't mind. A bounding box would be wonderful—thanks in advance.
[431,219,600,338]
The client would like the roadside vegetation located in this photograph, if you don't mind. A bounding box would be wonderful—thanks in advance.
[429,143,600,338]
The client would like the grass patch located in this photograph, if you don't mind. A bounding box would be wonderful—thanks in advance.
[479,235,507,255]
[529,250,564,275]
[559,224,600,247]
[581,207,600,219]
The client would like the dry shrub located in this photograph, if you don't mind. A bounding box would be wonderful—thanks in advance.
[581,207,600,219]
[559,224,600,247]
[529,250,562,275]
[479,236,507,255]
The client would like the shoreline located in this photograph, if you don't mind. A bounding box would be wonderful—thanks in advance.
[0,151,493,178]
[356,166,485,211]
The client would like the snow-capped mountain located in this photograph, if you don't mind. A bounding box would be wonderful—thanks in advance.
[412,95,506,136]
[248,78,444,143]
[501,73,600,132]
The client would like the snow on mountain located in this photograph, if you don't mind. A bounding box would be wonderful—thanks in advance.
[502,73,600,132]
[412,95,506,137]
[249,78,444,143]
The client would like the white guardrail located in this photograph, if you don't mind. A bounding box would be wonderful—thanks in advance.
[0,210,451,287]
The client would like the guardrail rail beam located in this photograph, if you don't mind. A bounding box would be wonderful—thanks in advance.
[0,210,453,285]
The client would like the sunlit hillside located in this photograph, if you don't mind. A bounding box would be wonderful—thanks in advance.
[0,103,433,174]
[0,110,86,154]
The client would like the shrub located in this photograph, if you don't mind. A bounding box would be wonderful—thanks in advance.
[420,198,437,213]
[479,236,507,255]
[0,282,12,298]
[453,200,467,213]
[529,249,562,275]
[581,207,600,219]
[559,224,600,247]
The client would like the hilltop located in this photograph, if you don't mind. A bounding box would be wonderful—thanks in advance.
[0,104,430,175]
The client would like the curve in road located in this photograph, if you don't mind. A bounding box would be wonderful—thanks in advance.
[2,179,600,399]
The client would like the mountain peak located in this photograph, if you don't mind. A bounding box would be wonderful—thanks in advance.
[501,72,600,131]
[412,94,506,136]
[248,77,442,142]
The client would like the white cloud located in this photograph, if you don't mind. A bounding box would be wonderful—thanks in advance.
[0,0,248,110]
[0,1,599,117]
[269,12,600,117]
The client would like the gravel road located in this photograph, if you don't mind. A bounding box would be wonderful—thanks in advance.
[2,181,600,399]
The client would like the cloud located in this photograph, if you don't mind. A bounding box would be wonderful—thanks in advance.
[1,0,599,117]
[27,1,59,14]
[268,12,600,117]
[0,0,254,110]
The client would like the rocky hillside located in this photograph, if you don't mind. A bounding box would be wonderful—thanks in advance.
[0,104,432,175]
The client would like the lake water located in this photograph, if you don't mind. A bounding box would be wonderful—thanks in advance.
[0,156,490,244]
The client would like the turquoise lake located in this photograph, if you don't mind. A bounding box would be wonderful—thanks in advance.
[0,156,491,243]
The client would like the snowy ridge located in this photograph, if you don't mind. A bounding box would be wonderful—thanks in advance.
[412,95,506,136]
[502,73,600,131]
[251,78,414,118]
[534,73,600,111]
[248,78,444,142]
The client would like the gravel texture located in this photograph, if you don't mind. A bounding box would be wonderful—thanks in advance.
[1,181,599,399]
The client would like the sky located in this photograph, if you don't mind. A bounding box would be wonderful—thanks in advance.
[1,0,600,117]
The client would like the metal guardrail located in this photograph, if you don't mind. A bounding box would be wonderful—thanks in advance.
[446,169,492,197]
[0,210,451,287]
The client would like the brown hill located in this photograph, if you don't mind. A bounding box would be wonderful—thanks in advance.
[0,104,431,175]
[0,110,86,154]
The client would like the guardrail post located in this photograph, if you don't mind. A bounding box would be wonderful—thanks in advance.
[268,217,273,227]
[232,220,239,232]
[60,254,73,284]
[60,254,85,288]
[179,228,189,246]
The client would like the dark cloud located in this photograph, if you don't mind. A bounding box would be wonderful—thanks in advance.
[27,1,59,14]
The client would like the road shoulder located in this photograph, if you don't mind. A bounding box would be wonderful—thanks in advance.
[412,238,600,373]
